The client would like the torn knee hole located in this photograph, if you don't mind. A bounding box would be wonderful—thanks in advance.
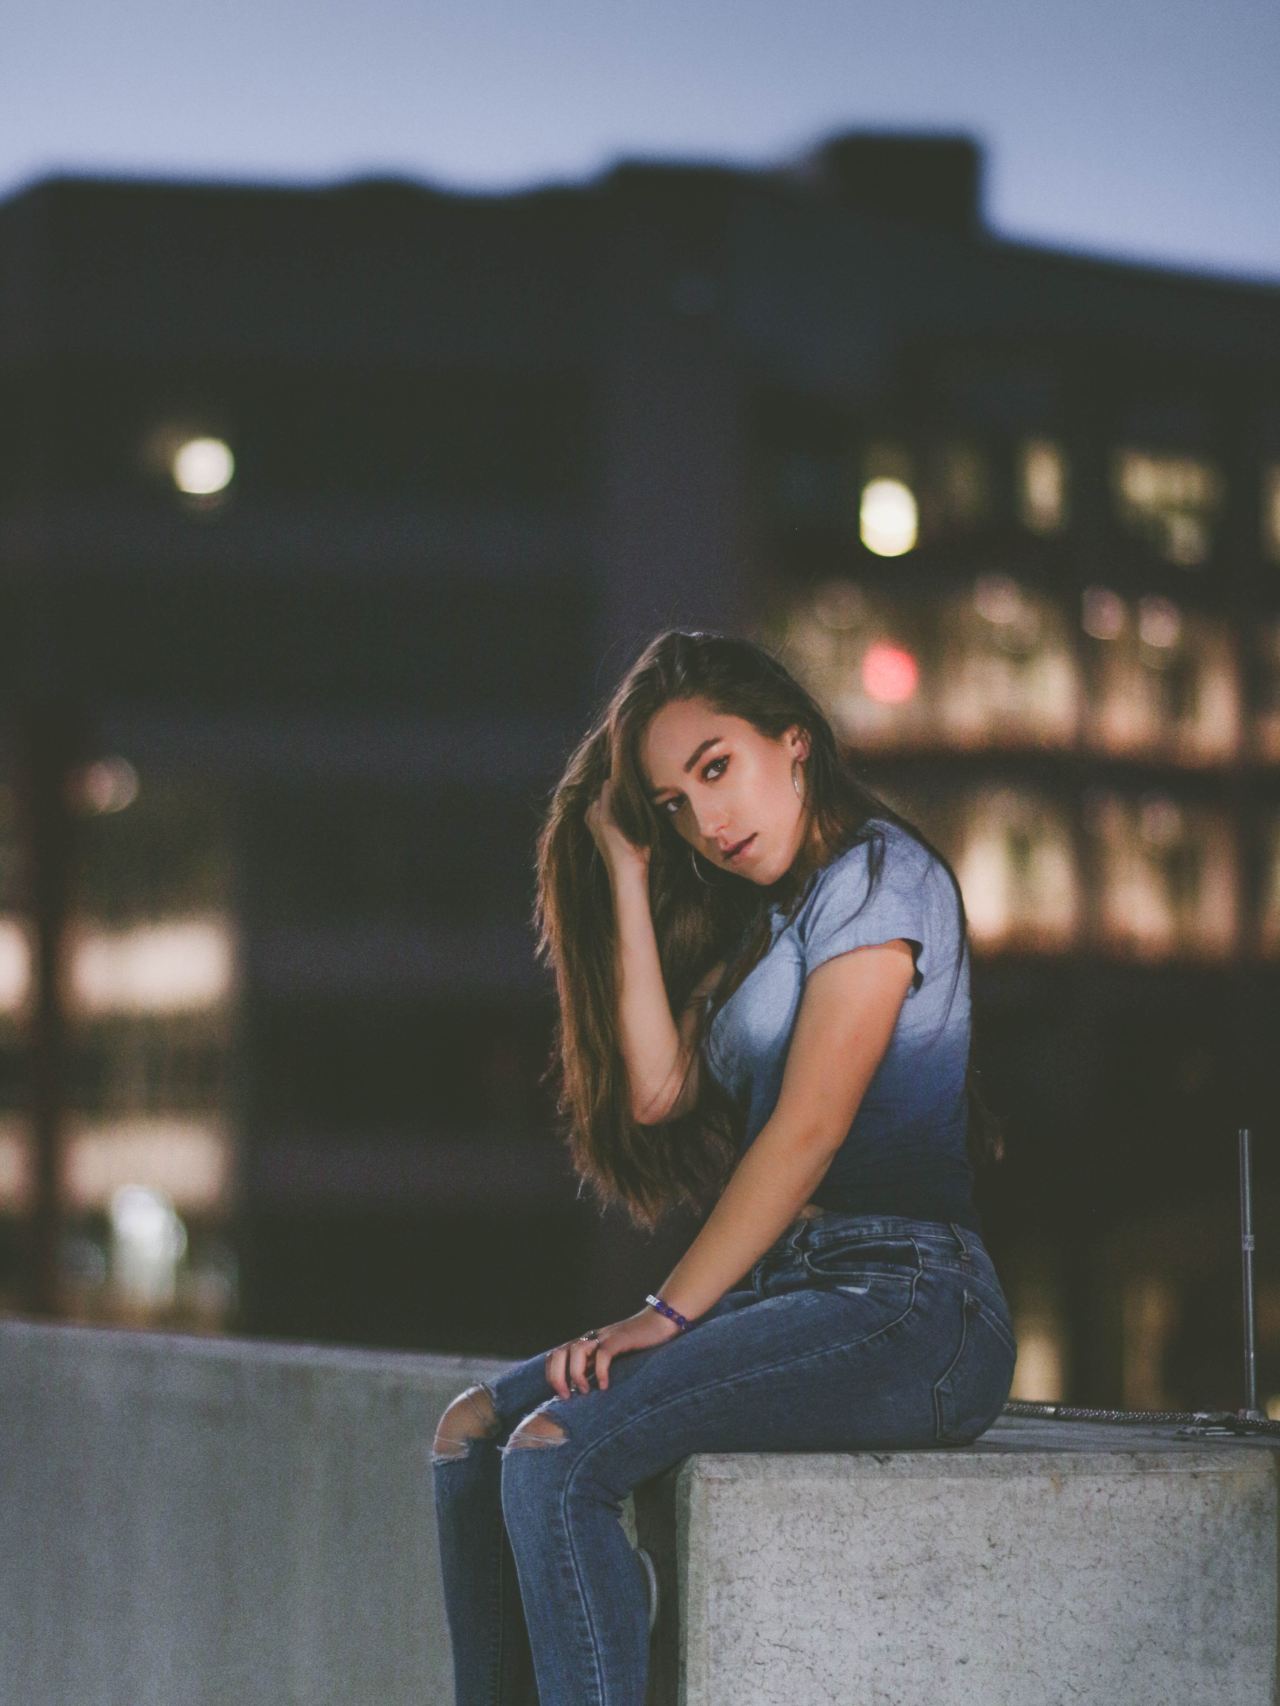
[504,1412,569,1451]
[432,1383,501,1462]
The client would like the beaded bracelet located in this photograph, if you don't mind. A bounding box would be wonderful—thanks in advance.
[645,1292,689,1331]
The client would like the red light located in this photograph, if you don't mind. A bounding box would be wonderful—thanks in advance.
[862,642,918,704]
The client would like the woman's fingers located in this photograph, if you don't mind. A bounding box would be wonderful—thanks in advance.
[568,1339,595,1394]
[545,1339,595,1400]
[545,1345,569,1399]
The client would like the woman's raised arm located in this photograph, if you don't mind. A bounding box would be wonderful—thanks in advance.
[607,856,692,1125]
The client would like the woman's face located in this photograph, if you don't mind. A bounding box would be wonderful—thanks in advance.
[639,697,811,886]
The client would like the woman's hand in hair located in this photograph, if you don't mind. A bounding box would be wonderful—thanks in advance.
[545,1305,681,1398]
[585,776,651,873]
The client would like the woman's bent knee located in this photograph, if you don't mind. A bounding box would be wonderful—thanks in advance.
[504,1411,569,1451]
[431,1383,501,1464]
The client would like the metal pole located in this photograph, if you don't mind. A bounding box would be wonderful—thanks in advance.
[1238,1126,1265,1422]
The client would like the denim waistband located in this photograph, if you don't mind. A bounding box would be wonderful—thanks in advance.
[766,1210,993,1267]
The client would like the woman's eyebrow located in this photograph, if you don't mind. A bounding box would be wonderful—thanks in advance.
[647,737,724,801]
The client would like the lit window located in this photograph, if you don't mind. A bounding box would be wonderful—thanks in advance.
[1006,1264,1068,1403]
[1081,593,1241,763]
[1081,585,1125,641]
[780,582,931,749]
[1263,465,1280,565]
[953,787,1080,952]
[778,577,1079,754]
[0,1116,28,1209]
[1122,1276,1178,1410]
[68,756,140,816]
[941,578,1079,749]
[172,436,235,497]
[1018,439,1068,533]
[1111,448,1223,566]
[859,478,918,556]
[1253,619,1280,762]
[69,917,236,1016]
[0,916,28,1014]
[109,1185,187,1307]
[1010,1321,1066,1403]
[59,1119,233,1215]
[1086,791,1237,959]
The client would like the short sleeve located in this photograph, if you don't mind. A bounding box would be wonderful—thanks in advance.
[798,833,927,996]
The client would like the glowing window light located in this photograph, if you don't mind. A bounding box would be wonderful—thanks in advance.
[70,918,235,1015]
[1255,622,1280,765]
[1137,596,1182,650]
[973,573,1027,627]
[0,1119,27,1203]
[0,917,30,1012]
[1112,447,1221,567]
[1263,466,1280,564]
[69,755,140,816]
[1019,439,1067,532]
[861,642,918,704]
[1090,792,1236,958]
[109,1183,188,1307]
[1009,1324,1064,1403]
[172,437,234,496]
[65,1119,233,1214]
[859,478,918,557]
[954,790,1080,949]
[1121,1275,1178,1409]
[1164,514,1208,565]
[1082,586,1126,641]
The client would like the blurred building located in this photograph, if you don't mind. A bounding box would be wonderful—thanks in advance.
[1,132,1277,1406]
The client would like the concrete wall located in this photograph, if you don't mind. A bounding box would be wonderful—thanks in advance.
[0,1319,498,1706]
[657,1424,1279,1705]
[2,1319,1276,1705]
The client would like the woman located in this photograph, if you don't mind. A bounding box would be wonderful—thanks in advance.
[432,628,1016,1705]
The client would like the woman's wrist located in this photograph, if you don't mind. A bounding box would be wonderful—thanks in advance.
[606,847,651,886]
[644,1292,689,1333]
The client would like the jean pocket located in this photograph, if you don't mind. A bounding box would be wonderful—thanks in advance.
[932,1287,1018,1446]
[801,1233,920,1286]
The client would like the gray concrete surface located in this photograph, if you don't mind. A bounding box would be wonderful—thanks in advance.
[653,1422,1279,1705]
[0,1318,501,1706]
[1,1319,1275,1705]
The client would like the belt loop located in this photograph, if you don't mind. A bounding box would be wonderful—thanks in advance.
[948,1220,972,1262]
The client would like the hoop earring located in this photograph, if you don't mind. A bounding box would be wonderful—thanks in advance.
[792,757,805,799]
[690,845,713,884]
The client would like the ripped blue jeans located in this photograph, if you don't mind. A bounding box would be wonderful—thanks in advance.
[430,1211,1017,1706]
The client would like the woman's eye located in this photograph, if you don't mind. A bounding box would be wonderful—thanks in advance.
[662,755,728,815]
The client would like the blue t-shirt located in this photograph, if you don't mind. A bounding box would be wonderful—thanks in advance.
[702,815,981,1232]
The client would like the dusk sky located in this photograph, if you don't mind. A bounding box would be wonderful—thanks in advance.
[4,0,1278,284]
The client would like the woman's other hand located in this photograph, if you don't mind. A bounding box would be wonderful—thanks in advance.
[585,776,651,873]
[544,1305,681,1398]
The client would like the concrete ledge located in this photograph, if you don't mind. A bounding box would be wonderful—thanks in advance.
[638,1420,1279,1705]
[1,1321,1275,1706]
[0,1319,481,1706]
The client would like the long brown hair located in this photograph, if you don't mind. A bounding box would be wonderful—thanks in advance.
[532,628,1006,1233]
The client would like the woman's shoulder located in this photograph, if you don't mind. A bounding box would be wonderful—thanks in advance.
[806,817,932,901]
[768,818,940,945]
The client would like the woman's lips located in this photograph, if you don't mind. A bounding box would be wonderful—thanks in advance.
[725,833,756,862]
